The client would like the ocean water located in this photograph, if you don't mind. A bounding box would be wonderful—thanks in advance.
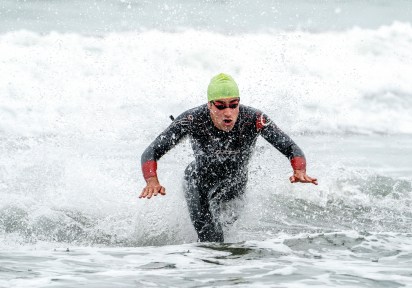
[1,1,412,287]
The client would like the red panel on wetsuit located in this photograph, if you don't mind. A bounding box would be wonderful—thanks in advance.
[142,160,157,179]
[256,114,266,131]
[291,157,306,170]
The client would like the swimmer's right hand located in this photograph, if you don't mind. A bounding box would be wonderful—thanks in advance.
[139,176,166,199]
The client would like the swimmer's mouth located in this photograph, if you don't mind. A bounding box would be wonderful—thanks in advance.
[223,119,232,124]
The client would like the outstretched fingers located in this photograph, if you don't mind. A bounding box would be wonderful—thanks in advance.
[139,185,166,199]
[290,174,318,185]
[139,187,153,199]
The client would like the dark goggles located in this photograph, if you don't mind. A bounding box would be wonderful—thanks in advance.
[211,99,240,110]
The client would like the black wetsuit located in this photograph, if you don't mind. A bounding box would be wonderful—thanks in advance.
[141,104,306,242]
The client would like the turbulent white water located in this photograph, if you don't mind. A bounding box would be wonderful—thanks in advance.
[1,22,412,139]
[1,232,411,287]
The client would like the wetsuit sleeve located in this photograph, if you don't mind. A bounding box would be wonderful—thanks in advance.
[256,112,306,170]
[141,113,192,180]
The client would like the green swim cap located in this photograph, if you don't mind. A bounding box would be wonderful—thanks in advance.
[207,73,239,102]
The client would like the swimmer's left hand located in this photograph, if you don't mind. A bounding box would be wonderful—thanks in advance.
[290,169,318,185]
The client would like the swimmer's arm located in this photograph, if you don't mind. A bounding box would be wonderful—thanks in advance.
[140,113,191,199]
[257,113,317,185]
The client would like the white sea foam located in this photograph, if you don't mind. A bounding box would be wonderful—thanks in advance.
[1,232,411,287]
[1,22,412,139]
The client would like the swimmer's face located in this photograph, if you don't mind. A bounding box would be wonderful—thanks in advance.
[208,97,240,132]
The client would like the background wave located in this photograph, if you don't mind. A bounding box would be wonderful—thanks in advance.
[1,23,412,138]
